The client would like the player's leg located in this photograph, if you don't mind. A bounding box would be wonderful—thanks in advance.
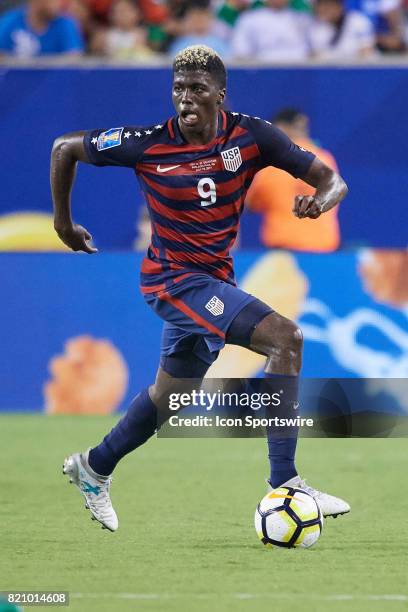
[63,341,213,531]
[247,310,302,488]
[76,272,249,488]
[227,301,350,517]
[226,301,299,484]
[87,354,210,477]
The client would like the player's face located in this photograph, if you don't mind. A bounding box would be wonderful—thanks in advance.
[172,70,225,137]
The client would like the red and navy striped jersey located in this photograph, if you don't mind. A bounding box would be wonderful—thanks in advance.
[83,111,315,293]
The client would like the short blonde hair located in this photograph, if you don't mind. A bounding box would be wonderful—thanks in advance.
[173,45,226,88]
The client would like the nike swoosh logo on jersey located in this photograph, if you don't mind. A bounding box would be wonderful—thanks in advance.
[157,165,181,173]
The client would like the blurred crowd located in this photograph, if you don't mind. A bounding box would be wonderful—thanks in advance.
[0,0,407,60]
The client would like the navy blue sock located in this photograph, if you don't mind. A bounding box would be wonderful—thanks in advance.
[265,374,299,488]
[88,388,157,476]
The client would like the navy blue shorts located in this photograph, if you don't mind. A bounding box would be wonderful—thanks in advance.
[144,273,259,366]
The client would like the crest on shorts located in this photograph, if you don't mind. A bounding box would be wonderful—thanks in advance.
[97,127,123,151]
[205,296,224,316]
[221,146,242,172]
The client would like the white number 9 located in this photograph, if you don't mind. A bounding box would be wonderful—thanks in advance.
[197,177,217,207]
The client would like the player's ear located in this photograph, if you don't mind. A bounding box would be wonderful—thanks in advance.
[217,88,226,106]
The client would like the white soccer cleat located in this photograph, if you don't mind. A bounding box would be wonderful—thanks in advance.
[268,476,351,518]
[63,450,118,532]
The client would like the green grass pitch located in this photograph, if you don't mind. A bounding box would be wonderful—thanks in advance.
[1,415,407,612]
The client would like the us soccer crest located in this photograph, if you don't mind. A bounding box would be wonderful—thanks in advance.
[221,146,242,172]
[205,296,224,316]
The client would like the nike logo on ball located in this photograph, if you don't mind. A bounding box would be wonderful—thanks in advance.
[157,165,181,173]
[267,493,305,502]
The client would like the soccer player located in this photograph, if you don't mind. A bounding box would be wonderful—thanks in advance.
[50,45,350,532]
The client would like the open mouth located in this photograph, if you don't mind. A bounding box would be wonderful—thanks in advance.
[180,110,199,126]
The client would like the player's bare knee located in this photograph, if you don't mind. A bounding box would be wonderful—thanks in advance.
[280,324,303,365]
[149,380,175,408]
[148,383,160,408]
[262,321,303,359]
[261,321,303,376]
[290,325,304,355]
[149,374,203,411]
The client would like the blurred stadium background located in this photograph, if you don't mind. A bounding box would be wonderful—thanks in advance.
[0,0,407,412]
[1,3,408,611]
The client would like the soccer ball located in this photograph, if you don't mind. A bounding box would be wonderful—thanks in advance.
[255,487,323,549]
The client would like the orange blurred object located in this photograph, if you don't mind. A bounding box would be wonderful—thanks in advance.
[138,0,168,24]
[246,137,340,252]
[358,250,408,308]
[44,336,129,414]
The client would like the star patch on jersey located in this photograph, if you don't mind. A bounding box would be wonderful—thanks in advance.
[97,127,124,151]
[221,146,242,172]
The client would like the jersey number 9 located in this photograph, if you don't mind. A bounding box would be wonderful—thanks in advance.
[198,178,217,207]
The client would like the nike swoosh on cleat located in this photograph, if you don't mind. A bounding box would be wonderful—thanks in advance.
[157,165,181,173]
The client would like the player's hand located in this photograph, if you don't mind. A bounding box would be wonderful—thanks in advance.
[293,195,323,219]
[55,223,98,254]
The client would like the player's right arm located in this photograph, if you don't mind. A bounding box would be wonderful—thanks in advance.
[51,126,147,253]
[50,131,97,254]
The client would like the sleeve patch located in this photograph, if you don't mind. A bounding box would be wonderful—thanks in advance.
[97,127,124,151]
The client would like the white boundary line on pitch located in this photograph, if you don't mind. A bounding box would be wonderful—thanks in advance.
[70,593,408,601]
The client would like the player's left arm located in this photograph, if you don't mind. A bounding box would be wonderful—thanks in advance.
[295,157,348,219]
[246,116,348,220]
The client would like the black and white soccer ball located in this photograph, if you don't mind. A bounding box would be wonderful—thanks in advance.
[255,487,323,549]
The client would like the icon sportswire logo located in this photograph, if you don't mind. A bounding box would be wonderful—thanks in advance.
[157,165,181,173]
